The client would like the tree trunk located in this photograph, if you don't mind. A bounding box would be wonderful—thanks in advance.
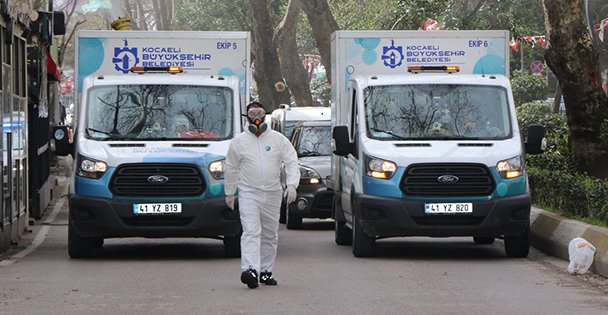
[300,0,339,84]
[249,0,291,111]
[543,0,608,178]
[274,0,313,107]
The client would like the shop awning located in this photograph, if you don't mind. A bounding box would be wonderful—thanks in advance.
[47,51,61,82]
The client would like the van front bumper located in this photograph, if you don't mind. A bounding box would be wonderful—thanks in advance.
[353,193,531,238]
[69,195,241,239]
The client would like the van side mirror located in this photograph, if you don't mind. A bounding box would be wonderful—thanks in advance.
[332,126,355,157]
[525,124,546,155]
[51,125,73,157]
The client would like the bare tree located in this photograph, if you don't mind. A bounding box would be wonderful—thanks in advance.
[543,0,608,178]
[274,0,313,107]
[249,0,290,111]
[300,0,339,84]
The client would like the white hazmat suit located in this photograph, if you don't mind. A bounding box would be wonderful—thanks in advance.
[224,127,300,274]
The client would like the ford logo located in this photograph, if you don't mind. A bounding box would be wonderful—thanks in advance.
[437,175,459,184]
[147,175,169,184]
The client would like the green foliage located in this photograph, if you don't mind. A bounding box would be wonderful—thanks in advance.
[330,0,400,30]
[528,168,608,223]
[511,70,547,106]
[518,101,608,226]
[517,102,575,171]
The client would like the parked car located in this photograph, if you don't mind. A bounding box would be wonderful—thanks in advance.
[270,104,330,140]
[280,121,334,229]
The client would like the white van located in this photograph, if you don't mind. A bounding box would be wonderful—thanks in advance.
[330,31,545,258]
[52,31,251,258]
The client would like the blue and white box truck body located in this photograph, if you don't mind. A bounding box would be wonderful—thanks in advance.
[329,30,545,257]
[53,31,251,258]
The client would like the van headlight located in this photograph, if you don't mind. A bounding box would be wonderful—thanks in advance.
[300,166,321,185]
[77,154,108,179]
[497,155,524,179]
[208,159,225,180]
[365,155,397,179]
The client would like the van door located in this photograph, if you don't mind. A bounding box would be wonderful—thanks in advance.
[341,82,358,221]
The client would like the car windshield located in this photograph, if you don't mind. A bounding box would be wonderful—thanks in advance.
[365,84,511,140]
[85,84,233,141]
[297,126,332,157]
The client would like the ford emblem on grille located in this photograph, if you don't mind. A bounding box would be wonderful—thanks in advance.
[437,175,459,184]
[148,175,169,184]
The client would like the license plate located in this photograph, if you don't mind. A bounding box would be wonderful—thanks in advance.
[425,203,473,215]
[133,203,182,215]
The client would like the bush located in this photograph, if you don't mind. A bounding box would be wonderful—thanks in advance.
[528,167,608,223]
[516,102,576,171]
[511,70,547,107]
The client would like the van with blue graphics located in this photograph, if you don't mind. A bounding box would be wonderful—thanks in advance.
[329,30,545,257]
[52,31,251,258]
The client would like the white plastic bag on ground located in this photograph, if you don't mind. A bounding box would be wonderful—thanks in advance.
[567,237,597,275]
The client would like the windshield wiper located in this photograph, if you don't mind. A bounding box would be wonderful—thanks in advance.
[370,128,409,140]
[300,151,322,157]
[86,127,130,140]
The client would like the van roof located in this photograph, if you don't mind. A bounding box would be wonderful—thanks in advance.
[272,106,330,121]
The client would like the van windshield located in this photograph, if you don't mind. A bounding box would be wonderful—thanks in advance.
[297,126,332,157]
[364,84,511,140]
[86,85,233,141]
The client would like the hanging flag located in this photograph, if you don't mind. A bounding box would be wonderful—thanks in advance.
[595,18,608,42]
[423,18,441,31]
[537,36,546,47]
[509,37,519,53]
[523,36,537,48]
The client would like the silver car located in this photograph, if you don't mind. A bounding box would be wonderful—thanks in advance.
[280,121,333,229]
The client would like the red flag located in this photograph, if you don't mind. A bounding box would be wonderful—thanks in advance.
[423,18,441,31]
[509,37,519,53]
[537,36,546,47]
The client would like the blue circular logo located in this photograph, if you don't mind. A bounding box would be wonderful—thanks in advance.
[264,145,271,151]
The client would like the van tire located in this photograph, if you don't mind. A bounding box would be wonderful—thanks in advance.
[68,222,100,258]
[286,208,302,230]
[504,228,530,258]
[224,232,241,258]
[473,236,495,245]
[279,199,286,224]
[352,209,375,257]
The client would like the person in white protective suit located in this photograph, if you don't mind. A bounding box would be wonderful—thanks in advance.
[224,101,300,289]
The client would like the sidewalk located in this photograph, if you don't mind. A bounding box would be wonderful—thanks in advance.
[530,206,608,278]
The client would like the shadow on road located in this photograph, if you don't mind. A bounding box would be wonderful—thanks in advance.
[86,239,236,261]
[371,238,508,261]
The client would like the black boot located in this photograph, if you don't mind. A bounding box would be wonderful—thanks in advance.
[260,271,277,286]
[241,268,259,289]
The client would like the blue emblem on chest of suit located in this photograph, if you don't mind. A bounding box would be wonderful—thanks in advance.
[264,145,271,152]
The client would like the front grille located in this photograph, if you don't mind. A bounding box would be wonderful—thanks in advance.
[401,163,494,197]
[110,163,205,197]
[314,193,334,210]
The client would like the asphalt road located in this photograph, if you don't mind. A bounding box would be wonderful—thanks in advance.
[1,191,608,315]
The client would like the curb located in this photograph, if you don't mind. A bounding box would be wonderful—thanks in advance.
[530,206,608,278]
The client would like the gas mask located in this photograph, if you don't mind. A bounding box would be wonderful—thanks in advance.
[247,109,268,134]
